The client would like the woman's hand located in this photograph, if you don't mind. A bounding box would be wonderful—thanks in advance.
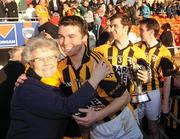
[88,60,111,89]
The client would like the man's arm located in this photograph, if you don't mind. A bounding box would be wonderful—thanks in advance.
[73,91,130,127]
[162,76,171,113]
[14,60,111,118]
[160,56,174,113]
[0,69,7,84]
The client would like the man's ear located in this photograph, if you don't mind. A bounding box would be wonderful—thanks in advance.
[150,29,155,37]
[82,34,88,44]
[124,25,129,34]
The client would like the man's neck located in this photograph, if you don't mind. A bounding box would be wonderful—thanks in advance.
[70,45,85,70]
[115,39,129,50]
[145,37,159,48]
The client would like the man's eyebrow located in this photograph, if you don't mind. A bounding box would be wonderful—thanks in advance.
[58,33,77,37]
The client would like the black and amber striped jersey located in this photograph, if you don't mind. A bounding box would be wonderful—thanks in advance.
[94,42,147,94]
[134,41,174,91]
[57,47,126,122]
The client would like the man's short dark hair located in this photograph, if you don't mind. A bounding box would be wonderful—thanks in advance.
[59,16,88,36]
[140,18,160,37]
[161,23,171,31]
[110,13,132,34]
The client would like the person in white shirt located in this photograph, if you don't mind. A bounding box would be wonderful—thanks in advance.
[25,4,35,20]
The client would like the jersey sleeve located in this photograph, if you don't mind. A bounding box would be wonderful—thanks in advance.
[160,47,174,76]
[94,51,127,98]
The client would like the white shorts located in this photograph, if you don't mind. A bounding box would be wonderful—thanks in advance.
[138,89,161,121]
[90,106,143,139]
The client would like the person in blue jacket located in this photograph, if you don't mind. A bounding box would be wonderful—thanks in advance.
[141,2,150,18]
[7,37,111,139]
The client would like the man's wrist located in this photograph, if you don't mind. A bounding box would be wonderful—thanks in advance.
[88,78,99,89]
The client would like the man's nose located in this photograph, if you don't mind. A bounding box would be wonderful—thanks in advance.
[63,37,69,45]
[110,26,114,32]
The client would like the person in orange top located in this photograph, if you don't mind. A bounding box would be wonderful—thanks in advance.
[35,0,50,24]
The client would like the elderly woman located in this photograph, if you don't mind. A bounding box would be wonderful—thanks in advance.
[7,37,110,139]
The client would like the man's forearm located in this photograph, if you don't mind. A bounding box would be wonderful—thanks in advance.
[96,91,130,121]
[162,76,171,113]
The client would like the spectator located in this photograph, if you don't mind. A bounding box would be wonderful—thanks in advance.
[89,0,98,10]
[25,3,36,20]
[126,2,137,25]
[79,0,89,16]
[18,0,28,13]
[92,12,104,45]
[62,2,70,16]
[105,3,114,18]
[0,46,25,139]
[160,23,175,55]
[141,2,150,18]
[38,12,60,39]
[35,0,50,24]
[5,0,18,21]
[83,10,96,50]
[97,19,113,46]
[0,0,6,21]
[49,0,63,17]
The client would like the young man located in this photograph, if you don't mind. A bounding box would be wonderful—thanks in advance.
[134,18,174,139]
[57,16,142,139]
[94,14,149,94]
[85,14,150,134]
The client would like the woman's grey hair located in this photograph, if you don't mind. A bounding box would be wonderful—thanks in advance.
[22,37,60,63]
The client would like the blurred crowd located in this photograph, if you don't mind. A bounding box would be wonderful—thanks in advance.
[0,0,179,46]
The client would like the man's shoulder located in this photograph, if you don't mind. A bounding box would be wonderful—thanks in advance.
[133,41,144,47]
[94,44,113,57]
[94,44,112,52]
[159,44,172,57]
[131,42,147,59]
[58,58,68,66]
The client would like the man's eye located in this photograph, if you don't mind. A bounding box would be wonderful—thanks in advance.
[58,35,64,39]
[69,35,75,38]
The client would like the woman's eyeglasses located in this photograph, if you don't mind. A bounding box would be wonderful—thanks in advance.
[31,55,58,63]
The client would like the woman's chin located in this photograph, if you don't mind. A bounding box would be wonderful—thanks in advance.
[41,71,56,78]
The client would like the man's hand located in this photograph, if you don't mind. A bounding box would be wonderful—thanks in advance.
[174,76,180,88]
[15,74,27,88]
[137,69,149,83]
[44,32,54,40]
[161,102,170,114]
[72,108,100,127]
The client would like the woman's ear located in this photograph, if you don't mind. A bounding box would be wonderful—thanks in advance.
[29,62,34,69]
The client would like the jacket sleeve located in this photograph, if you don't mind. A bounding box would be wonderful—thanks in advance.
[38,22,48,32]
[14,79,96,119]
